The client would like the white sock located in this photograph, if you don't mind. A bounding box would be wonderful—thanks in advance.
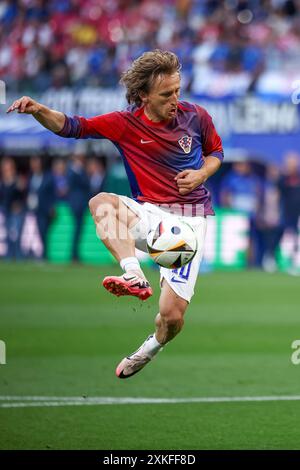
[120,256,142,274]
[141,334,163,358]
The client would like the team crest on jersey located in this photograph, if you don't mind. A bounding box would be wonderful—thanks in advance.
[178,135,192,154]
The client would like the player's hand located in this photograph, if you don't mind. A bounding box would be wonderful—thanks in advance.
[6,96,41,115]
[174,169,208,195]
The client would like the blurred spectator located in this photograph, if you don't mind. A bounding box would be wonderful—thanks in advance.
[278,152,300,274]
[67,152,90,262]
[220,161,261,215]
[87,157,106,197]
[0,157,26,260]
[259,164,282,273]
[220,160,263,266]
[27,155,55,259]
[52,157,68,201]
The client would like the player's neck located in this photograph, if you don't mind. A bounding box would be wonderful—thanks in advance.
[143,106,169,123]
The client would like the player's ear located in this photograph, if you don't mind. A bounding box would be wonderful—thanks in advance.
[139,91,148,104]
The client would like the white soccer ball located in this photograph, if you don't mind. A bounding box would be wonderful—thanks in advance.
[146,218,197,269]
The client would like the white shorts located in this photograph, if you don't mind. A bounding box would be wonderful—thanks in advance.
[119,196,207,303]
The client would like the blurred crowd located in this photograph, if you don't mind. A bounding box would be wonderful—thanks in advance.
[0,152,300,272]
[0,0,299,95]
[0,153,106,261]
[216,154,300,274]
[1,0,300,269]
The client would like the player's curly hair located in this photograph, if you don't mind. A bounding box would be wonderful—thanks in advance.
[120,50,181,107]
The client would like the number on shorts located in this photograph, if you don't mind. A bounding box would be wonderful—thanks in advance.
[172,262,192,280]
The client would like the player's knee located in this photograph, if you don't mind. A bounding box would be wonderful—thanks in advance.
[89,192,118,216]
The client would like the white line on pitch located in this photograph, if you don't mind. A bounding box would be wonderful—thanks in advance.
[1,395,300,408]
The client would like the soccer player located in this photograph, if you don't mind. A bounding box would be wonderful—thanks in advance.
[7,50,224,378]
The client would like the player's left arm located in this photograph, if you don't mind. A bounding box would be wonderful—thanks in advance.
[175,156,221,195]
[175,108,224,195]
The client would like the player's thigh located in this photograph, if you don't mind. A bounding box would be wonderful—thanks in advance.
[159,216,207,303]
[118,196,154,252]
[91,192,139,227]
[103,193,141,228]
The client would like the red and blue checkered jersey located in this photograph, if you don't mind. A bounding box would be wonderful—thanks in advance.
[57,101,224,216]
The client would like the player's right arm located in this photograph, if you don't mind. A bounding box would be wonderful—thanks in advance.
[7,96,126,142]
[6,96,65,133]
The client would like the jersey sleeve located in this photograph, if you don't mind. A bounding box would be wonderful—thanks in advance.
[196,105,224,162]
[56,111,127,142]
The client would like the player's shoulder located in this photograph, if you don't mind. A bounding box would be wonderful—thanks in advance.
[121,103,139,115]
[178,101,210,118]
[117,104,143,121]
[178,100,197,114]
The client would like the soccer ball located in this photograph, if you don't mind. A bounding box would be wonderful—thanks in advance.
[146,219,197,269]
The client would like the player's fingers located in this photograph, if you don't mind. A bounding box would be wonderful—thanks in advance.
[178,181,191,189]
[178,187,190,195]
[176,175,189,183]
[20,97,30,113]
[6,100,20,113]
[176,178,191,186]
[174,170,190,180]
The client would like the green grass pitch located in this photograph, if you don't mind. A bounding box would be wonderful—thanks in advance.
[0,262,299,450]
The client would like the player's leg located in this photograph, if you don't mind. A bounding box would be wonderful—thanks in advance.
[155,280,188,343]
[115,280,187,379]
[89,192,138,261]
[116,215,207,379]
[89,192,152,299]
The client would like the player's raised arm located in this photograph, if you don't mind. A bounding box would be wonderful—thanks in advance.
[6,96,65,133]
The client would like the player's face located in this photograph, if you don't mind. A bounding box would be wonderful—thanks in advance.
[142,73,181,122]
